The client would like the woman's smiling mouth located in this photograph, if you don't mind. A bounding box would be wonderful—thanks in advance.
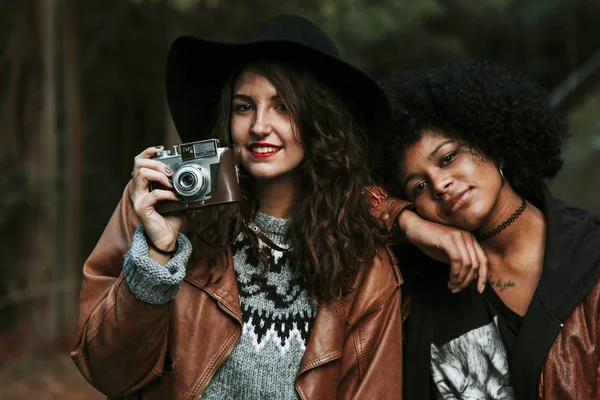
[249,143,282,158]
[442,188,472,215]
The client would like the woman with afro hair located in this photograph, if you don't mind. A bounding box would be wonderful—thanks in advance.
[377,61,600,399]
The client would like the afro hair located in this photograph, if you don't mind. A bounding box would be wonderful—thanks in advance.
[376,60,569,200]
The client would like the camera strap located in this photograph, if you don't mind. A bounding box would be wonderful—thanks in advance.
[239,203,290,253]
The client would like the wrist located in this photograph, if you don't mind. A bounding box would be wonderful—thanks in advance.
[143,230,178,255]
[396,206,417,241]
[155,240,178,253]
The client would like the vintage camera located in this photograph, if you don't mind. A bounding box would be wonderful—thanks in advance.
[151,139,241,214]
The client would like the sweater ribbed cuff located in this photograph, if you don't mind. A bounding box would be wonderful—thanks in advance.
[123,225,191,305]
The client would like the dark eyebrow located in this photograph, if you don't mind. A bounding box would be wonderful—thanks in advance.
[428,139,456,161]
[401,172,418,193]
[232,94,281,102]
[401,140,457,190]
[232,94,252,102]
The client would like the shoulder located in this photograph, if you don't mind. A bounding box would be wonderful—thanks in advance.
[342,245,402,326]
[548,198,600,261]
[554,199,600,226]
[582,276,600,308]
[539,187,599,244]
[541,194,600,318]
[538,186,600,264]
[561,275,600,335]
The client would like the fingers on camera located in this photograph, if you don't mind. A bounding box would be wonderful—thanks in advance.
[133,159,173,188]
[138,167,173,188]
[135,189,178,211]
[141,146,163,158]
[150,189,179,202]
[135,157,171,172]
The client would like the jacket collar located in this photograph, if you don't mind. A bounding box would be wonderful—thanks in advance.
[298,301,344,374]
[184,248,243,323]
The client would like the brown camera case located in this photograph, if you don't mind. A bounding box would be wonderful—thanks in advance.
[154,149,242,214]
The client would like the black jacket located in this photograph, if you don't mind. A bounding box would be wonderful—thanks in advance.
[401,185,600,399]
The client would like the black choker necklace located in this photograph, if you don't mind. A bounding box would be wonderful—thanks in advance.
[477,198,527,242]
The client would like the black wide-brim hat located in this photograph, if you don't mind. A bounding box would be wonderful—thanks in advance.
[166,14,391,166]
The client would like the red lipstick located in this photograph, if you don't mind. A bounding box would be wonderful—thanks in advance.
[248,142,281,158]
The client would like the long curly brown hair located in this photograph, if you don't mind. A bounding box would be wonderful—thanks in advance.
[187,60,382,303]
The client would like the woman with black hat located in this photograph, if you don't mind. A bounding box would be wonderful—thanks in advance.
[71,14,409,399]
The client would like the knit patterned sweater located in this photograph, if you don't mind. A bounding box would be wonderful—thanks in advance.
[123,213,318,399]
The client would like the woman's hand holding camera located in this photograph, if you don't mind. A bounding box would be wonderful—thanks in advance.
[129,146,184,262]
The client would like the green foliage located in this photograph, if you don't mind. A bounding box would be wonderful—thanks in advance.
[433,0,600,88]
[311,0,444,69]
[124,0,447,71]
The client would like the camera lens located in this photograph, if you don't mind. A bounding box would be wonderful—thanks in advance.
[172,164,210,199]
[179,172,197,190]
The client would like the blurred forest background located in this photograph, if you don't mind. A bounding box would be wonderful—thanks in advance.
[0,0,599,397]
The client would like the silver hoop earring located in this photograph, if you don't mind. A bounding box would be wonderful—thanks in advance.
[499,167,505,181]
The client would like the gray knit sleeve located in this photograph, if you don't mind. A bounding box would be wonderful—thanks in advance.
[123,225,192,305]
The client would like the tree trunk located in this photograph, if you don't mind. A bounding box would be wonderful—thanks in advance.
[63,0,84,334]
[21,0,59,360]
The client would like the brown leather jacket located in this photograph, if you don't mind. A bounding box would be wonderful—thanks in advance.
[539,280,600,399]
[71,184,410,399]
